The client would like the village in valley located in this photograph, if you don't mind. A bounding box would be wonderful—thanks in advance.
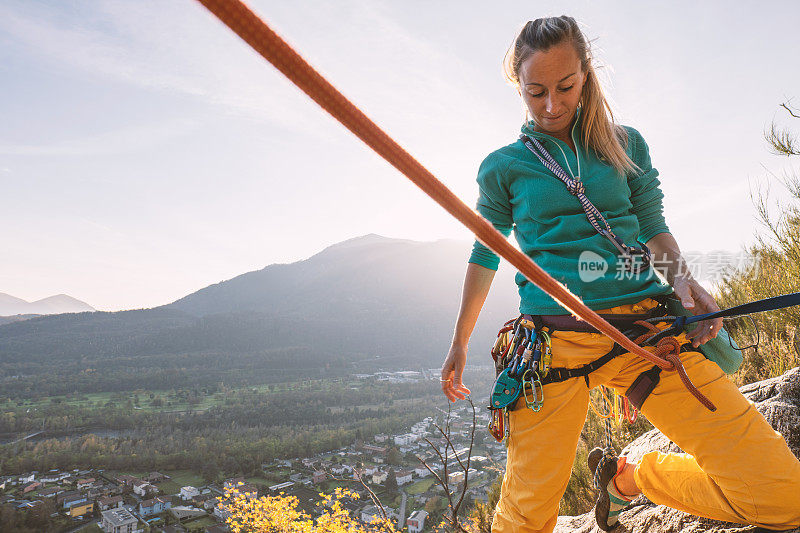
[0,371,505,532]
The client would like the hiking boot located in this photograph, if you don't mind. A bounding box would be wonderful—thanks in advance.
[588,446,603,475]
[588,447,634,532]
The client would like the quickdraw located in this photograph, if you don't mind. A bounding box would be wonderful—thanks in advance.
[487,316,554,440]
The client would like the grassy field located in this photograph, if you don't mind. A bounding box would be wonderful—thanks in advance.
[0,390,220,413]
[183,515,217,528]
[244,476,273,486]
[406,478,435,495]
[156,470,206,494]
[0,377,352,413]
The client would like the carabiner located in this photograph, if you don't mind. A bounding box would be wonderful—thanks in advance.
[522,369,545,412]
[539,330,553,377]
[488,408,505,442]
[530,339,542,374]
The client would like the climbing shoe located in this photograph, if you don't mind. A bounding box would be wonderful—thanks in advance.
[588,447,635,531]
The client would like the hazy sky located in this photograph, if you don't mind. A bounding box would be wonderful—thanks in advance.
[2,0,799,311]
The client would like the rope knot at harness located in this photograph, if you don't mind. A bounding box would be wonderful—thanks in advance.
[630,321,717,412]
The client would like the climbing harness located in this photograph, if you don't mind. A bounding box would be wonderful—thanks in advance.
[486,305,666,442]
[486,291,800,445]
[520,134,651,273]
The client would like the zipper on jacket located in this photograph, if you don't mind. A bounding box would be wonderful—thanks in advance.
[523,111,582,180]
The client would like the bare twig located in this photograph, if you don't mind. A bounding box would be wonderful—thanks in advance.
[416,452,448,497]
[452,397,477,520]
[418,399,479,533]
[423,432,455,513]
[423,436,448,474]
[433,421,468,475]
[781,102,800,119]
[349,467,391,529]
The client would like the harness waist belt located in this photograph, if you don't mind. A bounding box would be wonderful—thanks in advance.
[531,306,667,334]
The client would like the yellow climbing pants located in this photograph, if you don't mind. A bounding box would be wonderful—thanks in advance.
[491,298,800,532]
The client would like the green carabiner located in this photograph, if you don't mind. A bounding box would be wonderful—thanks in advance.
[522,369,545,412]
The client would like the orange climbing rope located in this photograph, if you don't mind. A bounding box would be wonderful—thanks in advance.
[195,0,715,412]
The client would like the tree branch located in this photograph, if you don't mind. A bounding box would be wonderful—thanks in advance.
[781,102,800,119]
[452,397,477,520]
[348,467,392,530]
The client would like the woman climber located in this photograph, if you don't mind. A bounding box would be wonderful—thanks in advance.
[440,16,800,533]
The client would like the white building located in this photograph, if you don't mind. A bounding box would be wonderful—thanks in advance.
[407,510,428,533]
[414,467,431,478]
[170,506,206,520]
[101,508,140,533]
[180,486,200,501]
[447,468,477,484]
[269,481,294,492]
[393,433,420,446]
[133,481,154,497]
[396,471,413,485]
[331,464,351,475]
[39,471,64,483]
[361,505,398,525]
[410,421,429,434]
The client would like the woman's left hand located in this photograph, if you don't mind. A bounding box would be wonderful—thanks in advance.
[671,275,724,348]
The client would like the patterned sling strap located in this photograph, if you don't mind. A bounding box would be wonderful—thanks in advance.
[520,134,651,273]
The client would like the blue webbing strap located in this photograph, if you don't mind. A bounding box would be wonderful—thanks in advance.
[681,292,800,326]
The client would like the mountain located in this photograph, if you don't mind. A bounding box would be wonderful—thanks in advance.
[0,235,521,389]
[168,233,515,319]
[0,292,95,316]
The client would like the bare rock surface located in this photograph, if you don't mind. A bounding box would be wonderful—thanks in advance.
[555,367,800,533]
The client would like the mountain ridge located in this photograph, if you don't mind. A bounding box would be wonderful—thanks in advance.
[0,292,95,316]
[0,234,520,379]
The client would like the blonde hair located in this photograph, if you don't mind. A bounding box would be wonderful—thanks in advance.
[503,17,639,176]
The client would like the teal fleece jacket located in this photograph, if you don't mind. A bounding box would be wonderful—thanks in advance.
[468,108,673,314]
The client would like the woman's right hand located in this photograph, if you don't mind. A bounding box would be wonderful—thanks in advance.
[441,343,472,402]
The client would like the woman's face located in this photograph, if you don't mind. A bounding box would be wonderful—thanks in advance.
[517,41,586,137]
